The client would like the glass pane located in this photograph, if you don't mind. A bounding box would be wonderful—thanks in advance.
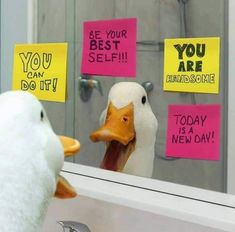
[37,0,228,192]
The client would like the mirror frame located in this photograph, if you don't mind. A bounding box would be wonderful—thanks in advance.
[0,0,234,203]
[227,0,235,194]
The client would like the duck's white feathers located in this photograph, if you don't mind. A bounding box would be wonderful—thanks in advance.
[0,91,63,232]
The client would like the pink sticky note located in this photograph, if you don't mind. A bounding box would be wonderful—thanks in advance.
[166,104,220,160]
[81,18,136,77]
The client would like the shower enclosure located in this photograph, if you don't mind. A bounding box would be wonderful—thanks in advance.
[37,0,228,192]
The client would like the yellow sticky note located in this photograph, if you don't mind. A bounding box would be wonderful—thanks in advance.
[12,43,68,102]
[163,37,220,94]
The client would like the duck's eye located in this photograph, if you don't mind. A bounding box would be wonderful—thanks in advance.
[142,96,146,104]
[40,110,44,121]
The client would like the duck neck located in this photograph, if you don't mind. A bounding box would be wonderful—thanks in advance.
[123,144,155,178]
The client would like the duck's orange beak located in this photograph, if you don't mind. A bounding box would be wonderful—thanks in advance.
[90,102,135,145]
[54,175,77,199]
[54,136,80,199]
[90,102,136,172]
[59,135,80,157]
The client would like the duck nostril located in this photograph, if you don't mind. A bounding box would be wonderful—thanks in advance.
[122,116,128,123]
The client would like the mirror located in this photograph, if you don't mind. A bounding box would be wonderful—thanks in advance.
[36,0,228,193]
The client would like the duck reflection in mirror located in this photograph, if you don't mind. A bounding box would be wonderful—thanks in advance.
[90,82,158,178]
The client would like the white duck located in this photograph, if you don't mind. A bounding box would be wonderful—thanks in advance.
[90,82,158,178]
[0,91,80,232]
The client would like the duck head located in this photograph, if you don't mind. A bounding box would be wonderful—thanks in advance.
[90,82,158,175]
[0,91,80,199]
